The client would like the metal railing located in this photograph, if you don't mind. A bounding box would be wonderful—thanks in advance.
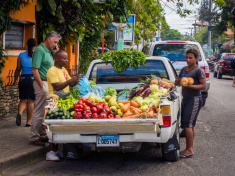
[5,70,18,87]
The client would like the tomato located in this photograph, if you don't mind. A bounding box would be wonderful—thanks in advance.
[86,99,92,106]
[92,113,99,119]
[91,107,98,113]
[115,115,121,119]
[108,114,114,119]
[97,102,104,107]
[99,112,107,119]
[97,105,103,112]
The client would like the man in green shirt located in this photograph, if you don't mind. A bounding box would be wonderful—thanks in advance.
[29,31,61,146]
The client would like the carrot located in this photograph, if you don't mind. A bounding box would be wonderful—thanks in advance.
[121,103,130,113]
[117,100,130,104]
[156,108,160,113]
[152,104,158,111]
[153,113,158,118]
[122,110,133,117]
[122,114,140,119]
[146,108,150,113]
[141,113,148,119]
[130,101,139,108]
[130,106,142,114]
[132,109,141,116]
[147,110,154,118]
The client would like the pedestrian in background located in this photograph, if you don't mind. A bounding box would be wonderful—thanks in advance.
[14,38,36,127]
[29,31,61,146]
[46,50,82,161]
[175,48,206,158]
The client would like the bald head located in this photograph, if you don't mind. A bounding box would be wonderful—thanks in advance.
[54,50,68,68]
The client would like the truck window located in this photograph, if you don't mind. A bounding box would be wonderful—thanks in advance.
[89,60,169,84]
[152,44,202,61]
[224,54,235,61]
[168,60,178,78]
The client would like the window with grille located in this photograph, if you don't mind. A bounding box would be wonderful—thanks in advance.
[5,23,24,49]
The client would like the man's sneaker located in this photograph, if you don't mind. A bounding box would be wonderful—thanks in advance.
[30,139,45,146]
[55,150,64,158]
[16,114,21,126]
[46,151,60,161]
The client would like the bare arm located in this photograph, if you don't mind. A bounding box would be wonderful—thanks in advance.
[51,75,80,91]
[175,76,181,86]
[32,67,43,89]
[13,58,22,85]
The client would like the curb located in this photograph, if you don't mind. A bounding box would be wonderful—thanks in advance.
[0,144,48,172]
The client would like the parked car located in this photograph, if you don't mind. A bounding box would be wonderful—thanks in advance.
[213,53,235,79]
[98,47,109,55]
[142,41,210,106]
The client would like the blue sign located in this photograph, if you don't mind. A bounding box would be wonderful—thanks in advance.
[108,26,117,30]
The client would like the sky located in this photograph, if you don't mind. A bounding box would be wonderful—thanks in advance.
[160,0,201,35]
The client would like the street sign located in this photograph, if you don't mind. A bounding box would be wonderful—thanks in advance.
[108,26,117,30]
[115,15,135,42]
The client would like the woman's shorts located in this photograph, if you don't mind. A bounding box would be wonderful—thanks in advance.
[181,96,202,128]
[18,74,35,100]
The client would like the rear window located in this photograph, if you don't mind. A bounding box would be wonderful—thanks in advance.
[153,44,202,61]
[89,60,169,84]
[224,54,235,61]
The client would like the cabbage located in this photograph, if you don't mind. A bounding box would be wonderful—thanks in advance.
[139,105,149,112]
[105,87,117,96]
[89,80,96,85]
[132,96,143,102]
[150,84,159,93]
[160,88,168,94]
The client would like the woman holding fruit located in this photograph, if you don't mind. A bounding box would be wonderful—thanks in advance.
[175,48,206,158]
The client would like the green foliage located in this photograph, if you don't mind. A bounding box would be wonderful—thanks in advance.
[161,26,184,41]
[132,0,163,45]
[0,0,31,86]
[36,0,132,74]
[98,50,147,74]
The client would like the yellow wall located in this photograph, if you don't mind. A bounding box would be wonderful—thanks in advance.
[10,1,37,23]
[2,0,79,86]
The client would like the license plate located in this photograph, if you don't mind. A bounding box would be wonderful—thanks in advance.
[96,135,119,147]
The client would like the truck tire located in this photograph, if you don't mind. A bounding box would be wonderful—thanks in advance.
[217,71,222,79]
[161,124,180,162]
[202,96,206,106]
[213,71,217,77]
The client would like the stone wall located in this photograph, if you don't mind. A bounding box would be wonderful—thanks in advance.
[0,86,19,117]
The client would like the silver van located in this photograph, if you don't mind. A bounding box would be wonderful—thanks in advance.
[142,41,210,106]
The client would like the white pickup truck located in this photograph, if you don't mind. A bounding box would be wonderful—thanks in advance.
[44,56,182,161]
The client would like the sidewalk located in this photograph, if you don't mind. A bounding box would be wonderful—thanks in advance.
[0,114,48,172]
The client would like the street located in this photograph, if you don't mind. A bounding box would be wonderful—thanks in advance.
[4,74,235,176]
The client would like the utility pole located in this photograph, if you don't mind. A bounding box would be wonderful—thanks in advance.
[194,19,196,40]
[208,0,212,57]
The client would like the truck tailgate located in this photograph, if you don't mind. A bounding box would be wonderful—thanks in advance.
[44,119,161,135]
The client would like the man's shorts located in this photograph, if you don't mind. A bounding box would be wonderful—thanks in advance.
[18,74,35,100]
[181,96,202,128]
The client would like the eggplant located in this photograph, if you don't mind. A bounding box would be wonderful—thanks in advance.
[128,90,138,98]
[143,84,150,90]
[136,87,145,96]
[142,88,151,99]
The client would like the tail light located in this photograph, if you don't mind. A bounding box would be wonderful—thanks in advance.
[220,61,224,67]
[161,106,171,127]
[201,66,210,78]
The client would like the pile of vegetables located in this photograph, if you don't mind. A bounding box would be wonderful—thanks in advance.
[46,76,175,120]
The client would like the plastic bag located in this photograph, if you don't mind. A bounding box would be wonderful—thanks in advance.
[118,91,129,101]
[73,76,105,98]
[73,76,90,97]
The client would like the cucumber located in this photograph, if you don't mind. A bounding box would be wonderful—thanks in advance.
[50,114,55,119]
[46,116,50,119]
[52,108,59,113]
[47,110,52,115]
[62,116,66,119]
[62,109,67,116]
[59,112,63,116]
[66,111,70,119]
[55,112,59,117]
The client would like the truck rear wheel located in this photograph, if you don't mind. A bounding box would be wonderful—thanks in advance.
[161,124,180,162]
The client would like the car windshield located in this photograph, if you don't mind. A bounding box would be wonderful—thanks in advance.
[152,44,202,61]
[224,54,235,61]
[89,60,169,84]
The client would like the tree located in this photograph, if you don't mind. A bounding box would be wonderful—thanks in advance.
[132,0,163,46]
[161,26,184,41]
[36,0,132,74]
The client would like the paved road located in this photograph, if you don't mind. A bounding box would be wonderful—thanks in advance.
[4,74,235,176]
